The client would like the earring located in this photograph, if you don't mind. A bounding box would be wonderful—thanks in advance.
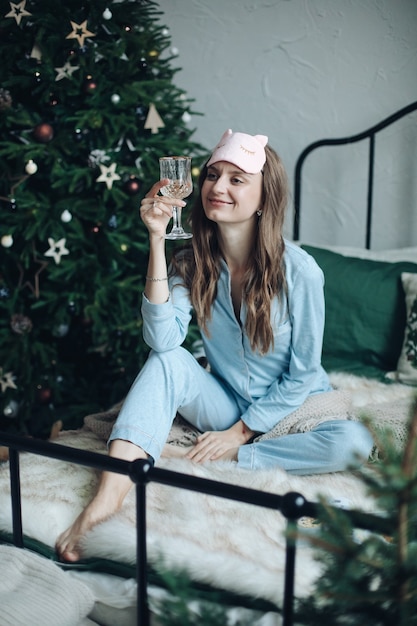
[256,209,262,216]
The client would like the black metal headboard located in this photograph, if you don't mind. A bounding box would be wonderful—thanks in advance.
[293,101,417,249]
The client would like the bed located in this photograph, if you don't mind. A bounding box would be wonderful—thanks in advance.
[1,101,417,626]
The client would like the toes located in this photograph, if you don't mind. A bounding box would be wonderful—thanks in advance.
[60,549,81,563]
[55,531,80,562]
[56,539,81,562]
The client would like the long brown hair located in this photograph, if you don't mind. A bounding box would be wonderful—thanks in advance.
[171,144,289,354]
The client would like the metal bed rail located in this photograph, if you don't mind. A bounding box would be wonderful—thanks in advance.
[293,101,417,249]
[0,431,390,626]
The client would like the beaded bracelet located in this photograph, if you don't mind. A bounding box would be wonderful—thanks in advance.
[146,276,168,282]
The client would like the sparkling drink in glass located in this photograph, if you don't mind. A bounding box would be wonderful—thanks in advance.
[159,156,193,240]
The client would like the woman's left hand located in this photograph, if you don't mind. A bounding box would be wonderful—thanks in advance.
[186,420,255,463]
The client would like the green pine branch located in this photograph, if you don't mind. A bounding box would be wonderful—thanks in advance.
[295,401,417,625]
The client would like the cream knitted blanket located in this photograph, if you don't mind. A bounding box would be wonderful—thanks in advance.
[84,377,414,458]
[0,545,94,626]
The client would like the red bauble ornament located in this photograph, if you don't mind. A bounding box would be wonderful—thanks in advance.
[84,77,97,93]
[124,177,141,196]
[33,122,54,143]
[37,387,52,404]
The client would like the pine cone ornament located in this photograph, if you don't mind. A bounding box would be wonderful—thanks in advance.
[10,313,33,335]
[0,88,12,111]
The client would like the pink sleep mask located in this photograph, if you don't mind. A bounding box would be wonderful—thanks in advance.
[207,129,268,174]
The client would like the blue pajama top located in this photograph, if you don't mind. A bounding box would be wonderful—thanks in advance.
[141,239,331,433]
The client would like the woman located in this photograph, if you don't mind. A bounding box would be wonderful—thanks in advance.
[56,130,373,561]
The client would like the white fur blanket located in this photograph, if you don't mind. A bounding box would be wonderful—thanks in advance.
[0,428,371,606]
[0,374,414,609]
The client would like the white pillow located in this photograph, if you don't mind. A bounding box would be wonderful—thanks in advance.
[386,272,417,385]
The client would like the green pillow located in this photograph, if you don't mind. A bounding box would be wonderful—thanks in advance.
[301,245,417,377]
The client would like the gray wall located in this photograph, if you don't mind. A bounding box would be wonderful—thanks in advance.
[159,0,417,250]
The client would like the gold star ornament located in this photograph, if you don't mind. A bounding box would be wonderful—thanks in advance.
[5,0,31,25]
[54,61,80,81]
[66,20,96,47]
[44,237,70,264]
[0,368,18,393]
[96,162,121,190]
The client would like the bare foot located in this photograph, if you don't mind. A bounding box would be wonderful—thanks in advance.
[56,439,147,562]
[56,494,119,562]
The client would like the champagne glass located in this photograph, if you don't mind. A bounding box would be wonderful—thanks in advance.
[159,156,193,240]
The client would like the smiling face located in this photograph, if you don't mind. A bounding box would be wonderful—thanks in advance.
[201,161,263,227]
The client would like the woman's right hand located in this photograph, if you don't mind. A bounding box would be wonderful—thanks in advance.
[140,179,186,239]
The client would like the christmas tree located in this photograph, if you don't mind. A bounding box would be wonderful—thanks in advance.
[0,0,206,438]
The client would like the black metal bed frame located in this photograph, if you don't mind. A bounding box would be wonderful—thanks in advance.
[0,431,389,626]
[293,100,417,249]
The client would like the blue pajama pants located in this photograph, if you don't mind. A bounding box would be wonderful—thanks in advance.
[109,347,373,475]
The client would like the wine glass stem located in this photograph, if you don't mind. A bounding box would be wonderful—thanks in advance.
[172,206,181,231]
